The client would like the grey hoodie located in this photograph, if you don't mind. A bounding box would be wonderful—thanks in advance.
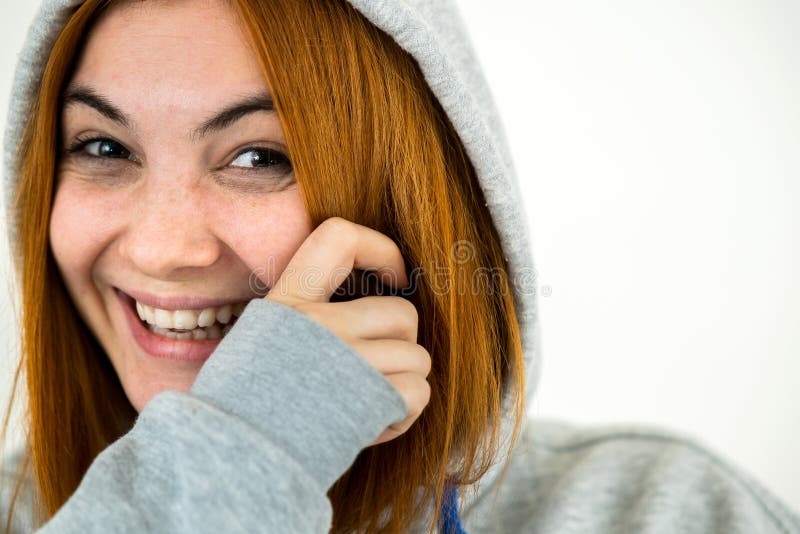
[2,0,799,533]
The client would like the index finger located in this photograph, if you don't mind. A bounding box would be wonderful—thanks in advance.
[267,217,409,303]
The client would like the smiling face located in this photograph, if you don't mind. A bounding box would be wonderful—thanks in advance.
[49,0,312,411]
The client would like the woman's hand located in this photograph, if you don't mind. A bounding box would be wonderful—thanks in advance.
[265,217,431,446]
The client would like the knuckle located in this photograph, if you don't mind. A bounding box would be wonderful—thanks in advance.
[414,344,432,377]
[411,378,431,416]
[400,297,419,323]
[388,296,418,332]
[319,216,351,238]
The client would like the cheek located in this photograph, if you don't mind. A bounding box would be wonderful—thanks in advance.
[217,190,312,289]
[49,181,116,287]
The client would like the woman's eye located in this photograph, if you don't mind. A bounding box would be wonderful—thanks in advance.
[66,138,133,160]
[79,139,131,159]
[230,148,290,169]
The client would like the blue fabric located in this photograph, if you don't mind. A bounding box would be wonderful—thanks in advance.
[438,483,467,534]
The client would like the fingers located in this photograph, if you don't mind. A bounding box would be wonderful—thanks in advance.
[267,217,409,304]
[295,296,419,343]
[257,216,430,447]
[371,372,431,446]
[348,339,432,377]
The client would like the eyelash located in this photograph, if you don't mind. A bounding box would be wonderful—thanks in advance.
[63,135,293,175]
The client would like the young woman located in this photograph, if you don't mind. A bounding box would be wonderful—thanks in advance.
[2,1,798,533]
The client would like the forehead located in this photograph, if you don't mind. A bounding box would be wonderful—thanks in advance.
[66,0,269,114]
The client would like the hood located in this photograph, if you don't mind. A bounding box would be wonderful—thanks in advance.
[3,0,542,482]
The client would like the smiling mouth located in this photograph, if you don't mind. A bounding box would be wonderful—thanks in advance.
[119,291,250,341]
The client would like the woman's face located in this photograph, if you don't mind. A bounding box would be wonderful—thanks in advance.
[50,0,312,411]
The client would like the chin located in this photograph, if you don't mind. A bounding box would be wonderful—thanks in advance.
[121,368,200,413]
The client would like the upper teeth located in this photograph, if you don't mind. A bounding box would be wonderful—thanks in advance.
[135,300,247,330]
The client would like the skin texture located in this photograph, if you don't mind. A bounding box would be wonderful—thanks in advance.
[49,0,430,443]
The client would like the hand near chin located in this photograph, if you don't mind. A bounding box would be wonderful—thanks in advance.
[264,217,431,447]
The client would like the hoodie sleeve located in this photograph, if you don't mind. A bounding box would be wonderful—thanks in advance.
[33,298,408,533]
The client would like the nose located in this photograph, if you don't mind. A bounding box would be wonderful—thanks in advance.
[122,177,222,280]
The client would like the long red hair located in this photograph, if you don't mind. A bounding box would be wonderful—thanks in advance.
[2,1,526,532]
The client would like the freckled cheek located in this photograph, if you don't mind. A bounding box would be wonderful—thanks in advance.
[48,182,125,286]
[213,194,312,286]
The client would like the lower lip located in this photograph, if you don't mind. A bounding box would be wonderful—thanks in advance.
[116,289,223,362]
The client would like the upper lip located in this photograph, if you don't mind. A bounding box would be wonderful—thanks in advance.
[116,287,254,311]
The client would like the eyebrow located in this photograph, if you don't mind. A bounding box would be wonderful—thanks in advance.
[61,84,275,140]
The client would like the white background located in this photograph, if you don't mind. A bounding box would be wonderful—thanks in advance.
[1,0,798,514]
